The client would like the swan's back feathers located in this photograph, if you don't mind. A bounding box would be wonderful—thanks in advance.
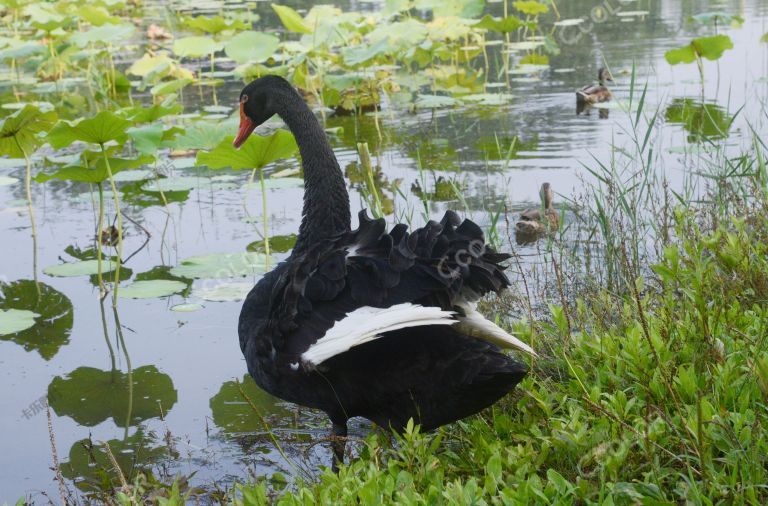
[261,210,519,360]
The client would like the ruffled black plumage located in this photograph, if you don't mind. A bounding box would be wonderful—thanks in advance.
[260,210,510,356]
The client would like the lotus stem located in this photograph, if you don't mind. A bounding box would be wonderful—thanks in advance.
[96,182,106,296]
[100,145,123,308]
[259,168,270,268]
[15,137,40,298]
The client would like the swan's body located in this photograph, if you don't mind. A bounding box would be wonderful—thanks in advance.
[515,183,558,243]
[576,68,614,105]
[234,76,533,468]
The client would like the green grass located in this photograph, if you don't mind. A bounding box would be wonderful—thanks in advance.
[223,210,768,505]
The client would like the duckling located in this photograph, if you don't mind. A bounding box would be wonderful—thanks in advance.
[515,183,558,243]
[576,68,614,105]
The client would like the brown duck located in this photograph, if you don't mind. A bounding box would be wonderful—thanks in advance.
[576,68,614,105]
[515,183,558,241]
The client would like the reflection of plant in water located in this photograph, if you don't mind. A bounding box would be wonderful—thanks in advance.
[475,133,539,162]
[344,148,399,218]
[411,176,465,203]
[210,375,293,434]
[0,280,73,360]
[665,98,734,143]
[61,430,171,495]
[47,364,177,428]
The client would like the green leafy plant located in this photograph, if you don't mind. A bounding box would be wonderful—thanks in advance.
[46,111,134,305]
[0,105,57,291]
[196,130,299,261]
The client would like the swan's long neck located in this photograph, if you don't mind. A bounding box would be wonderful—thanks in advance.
[275,91,350,252]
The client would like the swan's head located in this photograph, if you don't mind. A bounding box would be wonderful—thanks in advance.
[234,75,292,149]
[597,67,614,83]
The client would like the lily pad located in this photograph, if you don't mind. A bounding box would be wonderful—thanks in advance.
[173,36,223,58]
[616,10,649,17]
[118,280,187,299]
[460,93,513,105]
[171,252,271,279]
[140,176,209,193]
[270,167,300,178]
[0,280,73,360]
[225,31,279,64]
[415,95,457,108]
[554,18,584,26]
[44,259,115,277]
[0,176,19,186]
[170,303,204,312]
[246,177,304,190]
[112,169,154,182]
[192,281,254,302]
[0,308,38,336]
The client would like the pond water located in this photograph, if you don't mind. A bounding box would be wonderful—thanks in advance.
[1,0,767,501]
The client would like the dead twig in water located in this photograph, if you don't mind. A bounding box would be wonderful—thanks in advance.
[47,405,69,505]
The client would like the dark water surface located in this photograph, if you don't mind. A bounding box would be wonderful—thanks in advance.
[1,0,767,501]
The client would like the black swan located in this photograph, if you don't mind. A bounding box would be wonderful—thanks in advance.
[234,75,535,468]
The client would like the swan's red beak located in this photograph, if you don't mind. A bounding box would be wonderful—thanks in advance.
[233,99,255,149]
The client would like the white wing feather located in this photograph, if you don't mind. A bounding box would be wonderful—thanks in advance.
[301,302,537,368]
[301,303,455,367]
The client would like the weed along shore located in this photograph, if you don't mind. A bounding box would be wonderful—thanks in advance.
[0,0,767,504]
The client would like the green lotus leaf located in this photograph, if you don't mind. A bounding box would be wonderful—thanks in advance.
[0,105,57,157]
[665,35,733,65]
[118,280,187,299]
[44,259,116,277]
[415,0,485,18]
[173,121,229,151]
[473,14,525,33]
[171,252,271,279]
[170,303,204,312]
[196,130,298,170]
[173,36,223,58]
[47,111,132,148]
[140,176,209,193]
[35,155,152,184]
[70,23,135,48]
[513,0,548,16]
[225,31,279,64]
[272,4,312,34]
